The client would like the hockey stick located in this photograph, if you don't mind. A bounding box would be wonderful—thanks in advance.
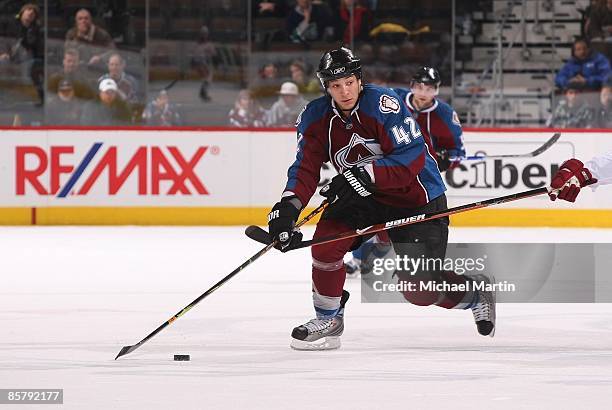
[285,187,548,250]
[114,202,327,360]
[463,132,561,161]
[244,187,549,249]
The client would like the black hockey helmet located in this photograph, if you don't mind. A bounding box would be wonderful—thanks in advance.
[411,66,442,87]
[316,47,362,89]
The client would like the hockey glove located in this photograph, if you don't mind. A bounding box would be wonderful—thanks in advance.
[549,158,597,202]
[268,196,303,252]
[436,149,463,172]
[320,166,375,214]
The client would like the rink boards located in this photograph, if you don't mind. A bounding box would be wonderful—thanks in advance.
[0,127,610,226]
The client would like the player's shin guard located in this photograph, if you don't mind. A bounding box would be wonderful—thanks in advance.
[290,290,350,350]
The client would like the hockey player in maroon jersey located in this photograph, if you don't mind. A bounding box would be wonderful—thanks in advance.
[393,66,466,172]
[266,47,495,350]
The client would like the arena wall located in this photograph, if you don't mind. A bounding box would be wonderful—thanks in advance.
[1,127,611,227]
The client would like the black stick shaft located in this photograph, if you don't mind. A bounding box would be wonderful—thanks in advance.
[115,202,327,360]
[294,187,549,250]
[465,132,560,160]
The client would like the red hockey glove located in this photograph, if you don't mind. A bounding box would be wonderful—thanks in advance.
[549,159,597,202]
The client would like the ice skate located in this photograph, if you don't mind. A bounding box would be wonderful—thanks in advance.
[290,290,350,350]
[344,257,361,278]
[345,240,392,278]
[467,274,496,337]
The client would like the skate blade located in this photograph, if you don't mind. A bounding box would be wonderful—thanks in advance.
[290,336,341,351]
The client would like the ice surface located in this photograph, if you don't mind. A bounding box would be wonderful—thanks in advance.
[1,226,612,409]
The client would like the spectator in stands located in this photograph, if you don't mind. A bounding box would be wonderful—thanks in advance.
[45,80,81,125]
[228,89,266,127]
[594,84,612,127]
[554,38,611,91]
[261,62,280,81]
[191,25,216,102]
[332,0,373,44]
[252,62,283,98]
[581,0,601,37]
[289,60,320,94]
[48,48,96,101]
[142,90,182,126]
[586,0,612,41]
[548,84,594,128]
[253,0,290,47]
[287,0,333,44]
[65,8,116,66]
[0,3,44,104]
[97,53,139,105]
[265,82,308,127]
[253,0,288,17]
[80,78,131,126]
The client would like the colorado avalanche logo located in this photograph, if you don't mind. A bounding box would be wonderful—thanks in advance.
[334,133,383,170]
[379,94,400,114]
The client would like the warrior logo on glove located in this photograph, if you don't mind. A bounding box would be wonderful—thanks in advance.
[342,169,372,197]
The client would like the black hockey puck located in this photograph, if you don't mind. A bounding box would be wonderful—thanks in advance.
[174,354,190,361]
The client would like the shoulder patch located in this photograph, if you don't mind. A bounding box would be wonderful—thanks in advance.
[452,110,461,126]
[379,94,400,114]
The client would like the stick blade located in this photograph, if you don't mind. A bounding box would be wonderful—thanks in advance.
[531,132,561,156]
[115,344,138,360]
[245,225,273,245]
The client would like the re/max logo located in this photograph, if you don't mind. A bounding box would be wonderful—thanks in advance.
[15,143,210,196]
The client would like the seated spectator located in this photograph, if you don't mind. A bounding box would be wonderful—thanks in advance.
[253,0,289,47]
[289,60,320,94]
[253,0,288,17]
[97,53,139,105]
[80,79,131,126]
[48,48,96,100]
[261,62,280,82]
[265,82,308,127]
[554,38,611,91]
[581,0,600,37]
[45,80,81,125]
[548,85,594,128]
[333,0,373,44]
[228,89,266,127]
[594,84,612,127]
[0,3,44,104]
[287,0,333,44]
[142,90,181,126]
[586,0,612,42]
[252,62,283,98]
[65,8,116,66]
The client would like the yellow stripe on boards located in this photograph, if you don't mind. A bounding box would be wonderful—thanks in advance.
[0,207,610,227]
[0,208,32,225]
